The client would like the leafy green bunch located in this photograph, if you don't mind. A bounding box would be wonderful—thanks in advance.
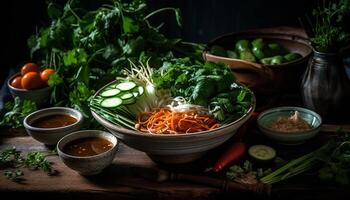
[15,0,203,129]
[317,133,350,184]
[152,59,253,122]
[305,0,350,52]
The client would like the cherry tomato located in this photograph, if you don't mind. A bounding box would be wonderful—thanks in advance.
[21,63,39,76]
[40,68,55,82]
[21,72,44,90]
[11,76,23,89]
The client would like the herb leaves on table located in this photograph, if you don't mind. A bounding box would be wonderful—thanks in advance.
[0,148,57,182]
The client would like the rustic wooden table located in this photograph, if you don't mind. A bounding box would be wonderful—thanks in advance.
[1,127,350,200]
[1,89,349,200]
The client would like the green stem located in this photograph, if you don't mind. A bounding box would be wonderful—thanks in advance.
[260,152,314,182]
[144,7,177,20]
[90,106,136,130]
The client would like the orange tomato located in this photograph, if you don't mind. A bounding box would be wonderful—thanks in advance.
[21,72,44,90]
[21,63,39,76]
[11,76,23,89]
[40,68,55,82]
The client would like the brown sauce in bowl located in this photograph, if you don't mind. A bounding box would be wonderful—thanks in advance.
[267,111,312,133]
[31,114,77,128]
[63,137,113,157]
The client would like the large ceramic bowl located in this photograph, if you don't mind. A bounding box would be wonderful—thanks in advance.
[203,27,312,94]
[257,106,322,145]
[91,81,256,164]
[7,72,51,107]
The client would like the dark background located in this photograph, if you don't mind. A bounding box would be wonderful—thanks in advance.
[1,0,316,86]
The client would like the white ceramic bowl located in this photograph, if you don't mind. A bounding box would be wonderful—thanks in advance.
[91,81,256,164]
[57,130,118,175]
[23,107,84,145]
[7,72,51,107]
[257,106,322,145]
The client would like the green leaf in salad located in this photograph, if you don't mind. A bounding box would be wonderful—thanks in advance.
[123,16,140,33]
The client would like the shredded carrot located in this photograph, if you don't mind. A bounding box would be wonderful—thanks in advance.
[136,108,220,134]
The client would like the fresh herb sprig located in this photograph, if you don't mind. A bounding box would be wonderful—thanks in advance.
[0,97,37,129]
[0,148,57,181]
[303,0,350,52]
[226,160,272,181]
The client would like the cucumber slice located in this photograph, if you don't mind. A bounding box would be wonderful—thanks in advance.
[131,86,144,97]
[108,84,118,89]
[248,145,276,161]
[116,82,137,91]
[100,97,122,108]
[120,92,134,100]
[100,89,121,97]
[138,86,144,96]
[122,97,136,105]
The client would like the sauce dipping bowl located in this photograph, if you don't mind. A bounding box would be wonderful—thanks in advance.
[257,106,322,145]
[57,130,118,175]
[23,107,84,145]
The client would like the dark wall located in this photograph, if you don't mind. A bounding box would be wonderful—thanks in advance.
[148,0,314,42]
[1,0,315,85]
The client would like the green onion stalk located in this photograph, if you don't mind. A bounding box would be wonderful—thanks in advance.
[260,151,320,184]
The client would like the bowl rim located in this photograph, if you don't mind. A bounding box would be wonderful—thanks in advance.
[7,72,50,92]
[23,107,84,132]
[91,80,256,138]
[57,130,118,159]
[257,106,322,136]
[203,50,307,68]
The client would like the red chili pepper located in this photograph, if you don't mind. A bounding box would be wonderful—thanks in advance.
[212,112,259,173]
[212,142,246,173]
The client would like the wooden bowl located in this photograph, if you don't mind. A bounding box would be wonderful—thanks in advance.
[203,27,312,94]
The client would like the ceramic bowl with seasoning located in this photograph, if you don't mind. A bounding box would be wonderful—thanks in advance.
[57,130,118,175]
[257,106,322,145]
[23,107,84,145]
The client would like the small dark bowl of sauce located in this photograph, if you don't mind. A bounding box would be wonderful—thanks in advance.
[63,137,114,157]
[23,107,84,145]
[31,114,78,128]
[57,130,118,175]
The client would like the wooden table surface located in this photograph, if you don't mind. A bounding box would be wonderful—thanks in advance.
[1,128,350,200]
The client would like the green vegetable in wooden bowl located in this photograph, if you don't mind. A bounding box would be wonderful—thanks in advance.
[203,27,313,94]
